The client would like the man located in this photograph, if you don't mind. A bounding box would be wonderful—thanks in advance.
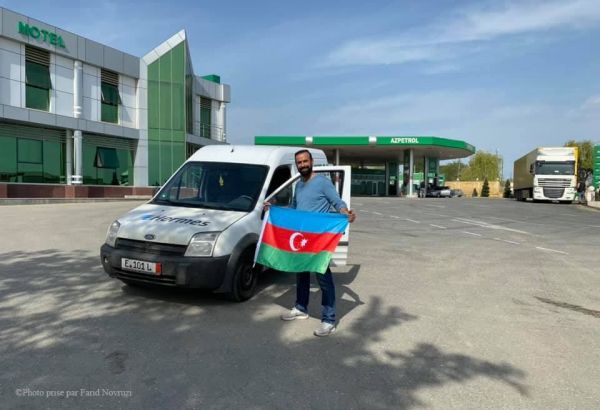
[280,149,356,337]
[577,180,586,204]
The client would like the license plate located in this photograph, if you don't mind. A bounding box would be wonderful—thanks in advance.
[121,258,161,275]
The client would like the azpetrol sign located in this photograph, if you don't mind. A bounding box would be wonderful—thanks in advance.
[380,137,421,145]
[18,22,66,48]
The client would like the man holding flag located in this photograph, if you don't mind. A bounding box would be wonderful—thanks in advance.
[259,149,356,337]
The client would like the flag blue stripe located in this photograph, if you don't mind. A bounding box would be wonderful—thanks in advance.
[269,206,348,234]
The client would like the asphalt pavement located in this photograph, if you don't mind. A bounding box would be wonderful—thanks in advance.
[0,198,599,409]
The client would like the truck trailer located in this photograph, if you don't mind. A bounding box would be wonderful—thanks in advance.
[513,147,578,202]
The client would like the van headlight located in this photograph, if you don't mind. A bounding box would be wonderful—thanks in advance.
[105,220,120,247]
[185,232,220,257]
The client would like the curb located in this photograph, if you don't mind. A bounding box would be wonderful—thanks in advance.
[0,198,149,206]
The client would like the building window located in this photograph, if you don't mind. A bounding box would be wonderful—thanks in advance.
[101,69,121,123]
[25,46,51,111]
[200,97,211,138]
[94,147,120,169]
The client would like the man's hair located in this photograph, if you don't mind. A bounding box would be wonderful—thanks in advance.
[294,149,313,161]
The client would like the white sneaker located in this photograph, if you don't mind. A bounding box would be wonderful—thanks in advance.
[314,322,336,337]
[281,307,309,321]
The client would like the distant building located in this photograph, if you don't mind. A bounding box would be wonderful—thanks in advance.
[0,7,230,190]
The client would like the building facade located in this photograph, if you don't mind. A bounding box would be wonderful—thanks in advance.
[0,8,230,189]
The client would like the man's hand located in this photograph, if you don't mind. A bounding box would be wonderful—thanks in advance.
[347,209,356,223]
[341,208,356,223]
[263,201,271,212]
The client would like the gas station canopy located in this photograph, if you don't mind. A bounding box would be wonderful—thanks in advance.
[254,136,475,164]
[254,135,476,197]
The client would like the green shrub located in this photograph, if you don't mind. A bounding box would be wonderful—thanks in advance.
[481,178,490,197]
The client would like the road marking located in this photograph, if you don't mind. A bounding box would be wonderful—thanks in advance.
[390,215,401,219]
[493,237,520,245]
[372,211,383,216]
[462,231,482,237]
[359,209,369,213]
[424,212,450,218]
[452,217,529,235]
[405,218,420,224]
[535,246,568,255]
[430,224,447,229]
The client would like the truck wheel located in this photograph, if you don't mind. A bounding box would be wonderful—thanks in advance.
[228,249,258,302]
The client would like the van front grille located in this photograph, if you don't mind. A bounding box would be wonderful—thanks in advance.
[116,238,187,256]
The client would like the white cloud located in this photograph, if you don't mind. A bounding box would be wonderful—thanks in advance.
[323,0,600,67]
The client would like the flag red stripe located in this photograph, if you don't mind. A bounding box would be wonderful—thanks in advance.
[261,223,342,253]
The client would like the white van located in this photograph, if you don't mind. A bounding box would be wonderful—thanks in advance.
[100,145,351,301]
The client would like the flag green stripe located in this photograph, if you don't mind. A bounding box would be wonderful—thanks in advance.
[256,243,332,274]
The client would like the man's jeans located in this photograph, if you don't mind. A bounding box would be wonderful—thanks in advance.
[295,268,335,324]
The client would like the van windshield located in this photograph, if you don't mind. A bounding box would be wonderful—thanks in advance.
[152,162,269,212]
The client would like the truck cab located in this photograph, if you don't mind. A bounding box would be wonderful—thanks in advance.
[513,147,577,203]
[100,145,351,301]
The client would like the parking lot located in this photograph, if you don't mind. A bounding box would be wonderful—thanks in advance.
[1,198,599,409]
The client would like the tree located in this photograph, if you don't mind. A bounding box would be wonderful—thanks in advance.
[439,160,466,181]
[503,179,512,198]
[460,151,501,181]
[481,178,490,197]
[564,140,594,183]
[472,188,478,197]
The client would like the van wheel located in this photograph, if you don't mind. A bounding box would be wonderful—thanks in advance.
[228,250,258,302]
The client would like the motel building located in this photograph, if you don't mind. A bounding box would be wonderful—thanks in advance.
[0,8,230,198]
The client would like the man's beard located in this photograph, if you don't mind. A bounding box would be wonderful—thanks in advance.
[299,165,312,176]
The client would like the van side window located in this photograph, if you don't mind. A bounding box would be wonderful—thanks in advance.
[266,166,292,206]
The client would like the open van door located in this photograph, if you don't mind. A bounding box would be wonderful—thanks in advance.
[265,165,351,266]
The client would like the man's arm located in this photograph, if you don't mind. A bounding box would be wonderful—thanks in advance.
[321,177,356,223]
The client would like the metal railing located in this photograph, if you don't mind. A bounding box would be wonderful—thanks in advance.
[196,123,226,142]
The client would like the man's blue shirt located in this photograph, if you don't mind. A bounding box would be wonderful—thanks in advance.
[291,174,347,213]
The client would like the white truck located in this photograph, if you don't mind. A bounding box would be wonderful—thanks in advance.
[513,147,578,202]
[100,145,351,301]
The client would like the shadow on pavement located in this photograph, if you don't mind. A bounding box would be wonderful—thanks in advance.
[0,249,529,409]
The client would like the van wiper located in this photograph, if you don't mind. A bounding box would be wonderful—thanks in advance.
[151,198,174,206]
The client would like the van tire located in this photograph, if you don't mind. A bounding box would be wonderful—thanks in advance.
[228,249,258,302]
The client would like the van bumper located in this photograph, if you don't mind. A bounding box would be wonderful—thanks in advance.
[100,244,228,289]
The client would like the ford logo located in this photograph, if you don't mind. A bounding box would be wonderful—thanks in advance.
[144,234,156,240]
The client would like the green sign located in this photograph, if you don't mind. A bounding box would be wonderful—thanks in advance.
[18,22,66,48]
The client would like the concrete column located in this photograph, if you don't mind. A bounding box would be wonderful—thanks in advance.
[384,162,390,197]
[408,149,415,197]
[423,156,429,197]
[71,60,83,184]
[335,149,340,165]
[66,130,73,185]
[73,61,83,118]
[73,130,83,184]
[219,102,227,142]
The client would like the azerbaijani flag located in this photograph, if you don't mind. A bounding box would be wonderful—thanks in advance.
[255,206,348,274]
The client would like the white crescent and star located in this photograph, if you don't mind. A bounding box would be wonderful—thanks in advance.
[289,232,308,251]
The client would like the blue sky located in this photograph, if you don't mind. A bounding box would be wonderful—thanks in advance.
[6,0,600,177]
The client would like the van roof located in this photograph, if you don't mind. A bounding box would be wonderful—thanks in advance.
[187,145,328,165]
